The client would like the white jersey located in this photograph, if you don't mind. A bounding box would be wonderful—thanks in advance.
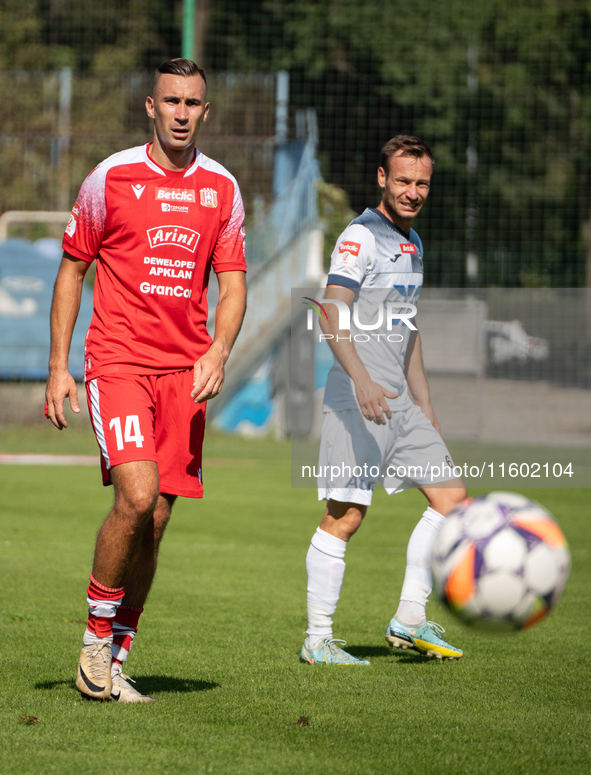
[323,208,423,413]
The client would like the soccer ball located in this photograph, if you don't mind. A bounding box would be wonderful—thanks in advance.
[431,492,570,631]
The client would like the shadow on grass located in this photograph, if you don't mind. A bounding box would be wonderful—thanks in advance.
[36,679,78,691]
[344,645,391,659]
[389,653,442,665]
[35,677,220,694]
[345,645,436,664]
[134,676,219,694]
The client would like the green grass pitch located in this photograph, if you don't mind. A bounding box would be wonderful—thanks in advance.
[0,428,589,774]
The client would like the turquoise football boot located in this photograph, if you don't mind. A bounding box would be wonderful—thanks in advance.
[385,617,463,660]
[300,638,370,665]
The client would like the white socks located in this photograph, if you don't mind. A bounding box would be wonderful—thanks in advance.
[83,629,113,646]
[305,527,347,650]
[396,506,447,625]
[304,508,447,645]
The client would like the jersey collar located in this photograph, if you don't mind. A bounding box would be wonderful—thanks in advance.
[143,143,200,177]
[369,207,411,240]
[183,152,201,177]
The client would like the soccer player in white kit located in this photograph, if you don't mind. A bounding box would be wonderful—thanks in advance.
[300,136,467,665]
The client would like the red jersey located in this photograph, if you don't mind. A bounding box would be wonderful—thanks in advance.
[62,143,246,381]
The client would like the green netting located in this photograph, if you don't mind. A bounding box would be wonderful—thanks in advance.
[1,0,590,286]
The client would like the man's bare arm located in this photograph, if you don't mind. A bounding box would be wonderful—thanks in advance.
[191,270,247,402]
[46,253,91,429]
[404,329,440,433]
[321,285,397,425]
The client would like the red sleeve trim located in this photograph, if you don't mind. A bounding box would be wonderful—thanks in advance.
[213,262,247,274]
[62,243,96,263]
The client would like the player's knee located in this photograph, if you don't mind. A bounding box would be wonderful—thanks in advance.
[117,484,160,522]
[323,499,367,540]
[135,489,159,517]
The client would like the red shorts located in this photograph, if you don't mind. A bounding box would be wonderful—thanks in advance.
[86,370,206,498]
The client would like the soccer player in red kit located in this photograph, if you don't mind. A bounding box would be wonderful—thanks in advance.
[45,59,247,702]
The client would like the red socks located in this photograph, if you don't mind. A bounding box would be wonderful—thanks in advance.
[85,576,143,665]
[85,574,125,641]
[112,606,144,665]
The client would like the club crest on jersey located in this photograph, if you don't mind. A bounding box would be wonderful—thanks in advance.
[156,187,196,203]
[200,188,218,208]
[337,240,361,266]
[400,243,417,253]
[147,225,200,253]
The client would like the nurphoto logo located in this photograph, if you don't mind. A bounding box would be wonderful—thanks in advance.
[302,296,417,343]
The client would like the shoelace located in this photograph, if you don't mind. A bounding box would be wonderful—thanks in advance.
[86,642,111,679]
[324,638,350,656]
[112,668,136,685]
[424,621,445,637]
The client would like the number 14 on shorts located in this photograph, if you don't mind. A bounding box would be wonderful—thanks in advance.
[109,415,145,450]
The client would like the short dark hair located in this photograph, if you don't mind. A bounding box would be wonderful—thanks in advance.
[380,135,435,173]
[153,58,207,94]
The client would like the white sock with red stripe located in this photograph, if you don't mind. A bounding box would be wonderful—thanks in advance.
[396,507,446,625]
[305,528,347,650]
[111,606,143,665]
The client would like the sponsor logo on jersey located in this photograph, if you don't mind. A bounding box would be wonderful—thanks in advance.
[146,226,200,253]
[65,213,77,237]
[155,187,196,202]
[400,243,417,253]
[161,202,189,214]
[390,254,401,263]
[338,241,361,256]
[337,240,361,267]
[200,188,218,208]
[143,256,195,279]
[139,281,192,299]
[131,183,146,200]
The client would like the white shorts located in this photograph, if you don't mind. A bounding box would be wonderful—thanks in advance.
[317,405,457,506]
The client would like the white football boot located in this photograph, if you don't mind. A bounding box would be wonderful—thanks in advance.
[110,663,155,703]
[76,640,113,699]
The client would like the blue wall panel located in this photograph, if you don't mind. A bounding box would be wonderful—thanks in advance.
[0,239,93,380]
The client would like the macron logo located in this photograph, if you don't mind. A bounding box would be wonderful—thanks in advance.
[131,184,146,200]
[147,225,200,253]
